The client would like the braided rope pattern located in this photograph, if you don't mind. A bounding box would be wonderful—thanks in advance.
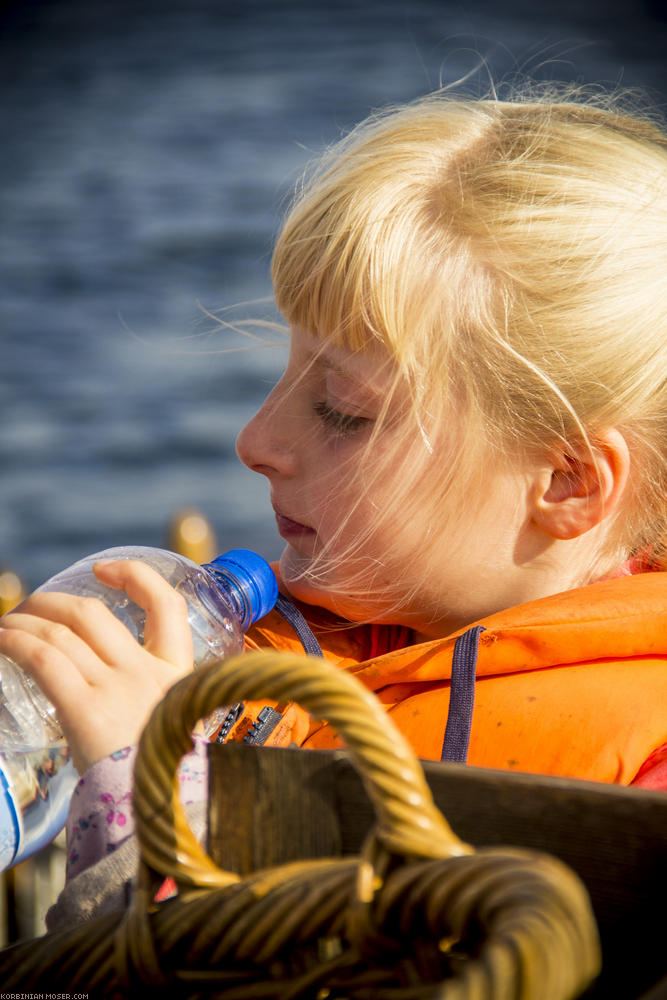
[0,650,602,998]
[133,651,469,890]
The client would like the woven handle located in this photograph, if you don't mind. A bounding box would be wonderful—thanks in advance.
[133,650,471,891]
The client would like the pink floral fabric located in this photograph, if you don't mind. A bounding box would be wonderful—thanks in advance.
[65,738,209,880]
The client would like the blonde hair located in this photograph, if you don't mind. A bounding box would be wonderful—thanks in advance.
[271,85,667,599]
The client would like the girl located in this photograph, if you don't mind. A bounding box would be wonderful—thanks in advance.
[0,84,666,922]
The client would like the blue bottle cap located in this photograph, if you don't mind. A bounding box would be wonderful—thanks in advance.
[206,549,278,625]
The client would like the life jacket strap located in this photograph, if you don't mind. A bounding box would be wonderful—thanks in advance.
[274,593,324,657]
[273,599,483,763]
[440,625,485,764]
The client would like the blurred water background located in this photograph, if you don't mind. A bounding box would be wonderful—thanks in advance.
[1,0,667,591]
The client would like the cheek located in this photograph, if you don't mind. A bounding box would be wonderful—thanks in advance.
[309,448,371,517]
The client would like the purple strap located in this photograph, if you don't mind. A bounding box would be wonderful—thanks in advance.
[275,593,323,657]
[440,625,485,763]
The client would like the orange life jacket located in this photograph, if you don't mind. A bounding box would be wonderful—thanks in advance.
[216,571,667,787]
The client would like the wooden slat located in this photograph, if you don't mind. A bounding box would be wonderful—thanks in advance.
[208,743,342,874]
[208,744,667,999]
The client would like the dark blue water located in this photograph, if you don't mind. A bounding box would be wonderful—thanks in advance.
[1,0,666,589]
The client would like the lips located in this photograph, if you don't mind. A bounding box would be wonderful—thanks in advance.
[273,507,316,540]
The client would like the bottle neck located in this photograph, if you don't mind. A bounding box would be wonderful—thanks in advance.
[203,564,253,632]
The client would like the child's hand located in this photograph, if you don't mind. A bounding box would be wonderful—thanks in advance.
[0,559,194,774]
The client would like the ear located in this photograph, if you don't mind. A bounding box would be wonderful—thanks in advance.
[532,429,630,540]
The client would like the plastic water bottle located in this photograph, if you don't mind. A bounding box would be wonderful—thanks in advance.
[0,545,278,872]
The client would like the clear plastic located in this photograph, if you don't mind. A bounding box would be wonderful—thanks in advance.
[0,545,277,871]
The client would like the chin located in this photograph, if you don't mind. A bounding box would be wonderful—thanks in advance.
[278,548,346,614]
[278,547,391,624]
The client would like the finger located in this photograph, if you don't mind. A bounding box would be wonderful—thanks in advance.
[0,624,145,773]
[93,560,193,672]
[4,591,147,669]
[0,625,90,721]
[0,610,108,684]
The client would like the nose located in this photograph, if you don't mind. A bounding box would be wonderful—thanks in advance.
[236,381,298,478]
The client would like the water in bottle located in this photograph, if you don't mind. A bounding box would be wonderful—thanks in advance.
[0,546,278,871]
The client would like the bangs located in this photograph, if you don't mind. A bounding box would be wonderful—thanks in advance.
[272,197,407,358]
[270,149,458,375]
[269,102,505,398]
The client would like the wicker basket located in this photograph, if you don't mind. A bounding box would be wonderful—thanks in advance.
[0,649,601,998]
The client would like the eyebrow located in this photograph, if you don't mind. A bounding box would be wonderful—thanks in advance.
[298,331,390,396]
[321,357,358,381]
[318,358,390,404]
[307,346,360,381]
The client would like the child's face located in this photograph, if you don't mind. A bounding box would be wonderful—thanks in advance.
[236,327,539,637]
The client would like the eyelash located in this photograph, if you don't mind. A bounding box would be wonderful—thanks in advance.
[313,401,370,437]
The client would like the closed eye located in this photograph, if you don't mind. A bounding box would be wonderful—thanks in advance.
[313,401,372,437]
